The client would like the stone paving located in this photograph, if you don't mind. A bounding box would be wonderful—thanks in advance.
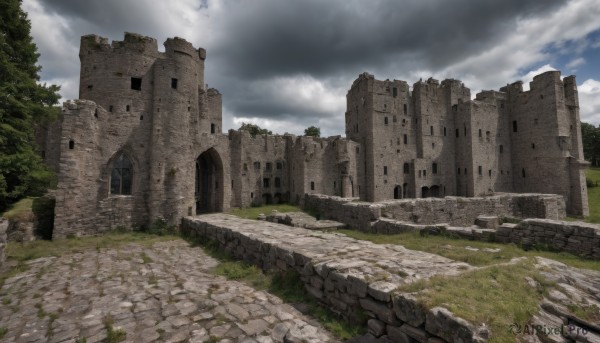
[0,240,339,343]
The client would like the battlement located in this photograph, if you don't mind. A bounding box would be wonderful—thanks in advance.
[164,36,202,61]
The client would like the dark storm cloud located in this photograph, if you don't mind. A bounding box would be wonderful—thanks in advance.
[31,0,585,135]
[203,0,566,126]
[209,0,566,79]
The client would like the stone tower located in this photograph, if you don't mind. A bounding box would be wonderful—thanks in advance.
[346,70,588,216]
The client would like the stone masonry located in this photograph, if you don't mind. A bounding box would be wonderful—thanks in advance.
[304,193,566,229]
[182,214,491,343]
[0,239,338,343]
[37,32,589,238]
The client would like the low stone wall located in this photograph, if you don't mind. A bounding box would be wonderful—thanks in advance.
[182,214,489,342]
[496,219,600,259]
[0,219,7,268]
[304,193,566,229]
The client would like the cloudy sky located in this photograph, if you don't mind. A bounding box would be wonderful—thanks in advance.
[24,0,600,136]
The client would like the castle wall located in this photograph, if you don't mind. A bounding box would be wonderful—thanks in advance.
[53,100,149,238]
[304,193,566,229]
[42,32,589,238]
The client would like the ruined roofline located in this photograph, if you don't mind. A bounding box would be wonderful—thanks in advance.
[80,32,206,60]
[349,70,576,99]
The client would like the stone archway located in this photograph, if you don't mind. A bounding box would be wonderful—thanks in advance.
[195,148,224,214]
[421,186,430,198]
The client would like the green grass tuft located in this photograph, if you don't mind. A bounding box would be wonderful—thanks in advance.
[397,259,554,343]
[103,316,126,343]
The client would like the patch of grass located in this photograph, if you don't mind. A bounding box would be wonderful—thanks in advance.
[339,230,600,271]
[140,252,153,264]
[228,204,301,220]
[103,315,126,343]
[567,304,600,323]
[397,259,554,343]
[1,197,34,221]
[0,327,7,339]
[75,337,87,343]
[585,167,600,223]
[212,261,271,290]
[267,269,365,340]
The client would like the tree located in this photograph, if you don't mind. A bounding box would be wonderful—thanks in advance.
[0,0,61,211]
[304,126,320,137]
[238,122,272,137]
[581,122,600,167]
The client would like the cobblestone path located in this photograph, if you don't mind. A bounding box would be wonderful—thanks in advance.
[0,240,338,343]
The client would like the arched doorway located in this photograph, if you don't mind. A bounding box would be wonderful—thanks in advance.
[421,186,430,198]
[393,185,402,199]
[196,148,224,214]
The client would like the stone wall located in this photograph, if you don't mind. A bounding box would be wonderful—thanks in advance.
[496,219,600,259]
[304,193,566,230]
[182,214,489,343]
[345,70,588,216]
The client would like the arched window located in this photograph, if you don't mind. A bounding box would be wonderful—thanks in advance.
[110,154,132,195]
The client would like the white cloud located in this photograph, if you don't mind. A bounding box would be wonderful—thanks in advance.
[579,79,600,125]
[439,0,600,96]
[566,57,586,70]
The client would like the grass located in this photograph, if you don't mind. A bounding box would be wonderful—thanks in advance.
[397,258,554,343]
[103,316,126,343]
[227,204,301,220]
[585,167,600,223]
[0,327,6,339]
[339,230,600,271]
[1,197,35,221]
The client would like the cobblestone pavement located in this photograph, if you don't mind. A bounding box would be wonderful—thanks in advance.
[0,240,339,343]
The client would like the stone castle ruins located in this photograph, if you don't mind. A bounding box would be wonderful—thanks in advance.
[36,32,590,238]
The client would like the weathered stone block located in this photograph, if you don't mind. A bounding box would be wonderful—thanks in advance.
[425,307,487,343]
[392,293,426,327]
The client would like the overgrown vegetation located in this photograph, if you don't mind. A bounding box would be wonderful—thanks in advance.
[0,0,61,212]
[184,234,366,340]
[339,230,600,271]
[227,204,301,220]
[398,259,554,343]
[1,197,34,221]
[103,316,126,343]
[0,327,7,339]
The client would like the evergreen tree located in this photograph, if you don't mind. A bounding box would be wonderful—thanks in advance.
[0,0,60,211]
